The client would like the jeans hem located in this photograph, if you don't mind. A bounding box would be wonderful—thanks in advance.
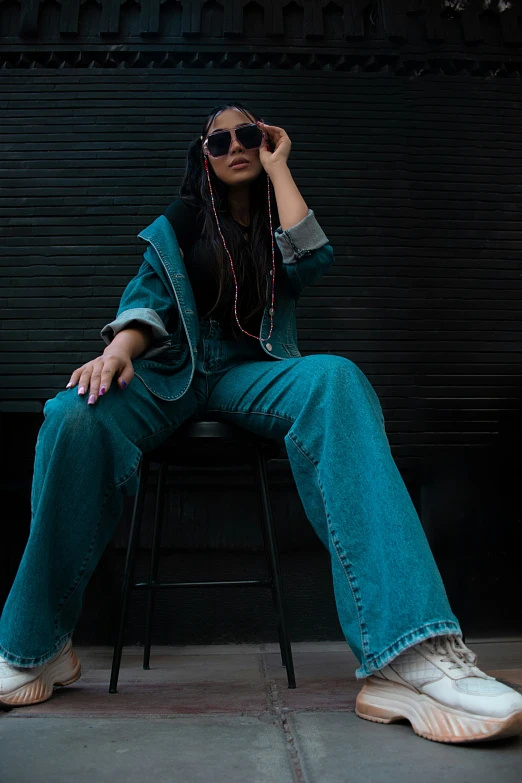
[354,620,463,679]
[0,630,72,669]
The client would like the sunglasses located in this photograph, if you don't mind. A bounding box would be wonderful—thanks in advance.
[201,122,266,158]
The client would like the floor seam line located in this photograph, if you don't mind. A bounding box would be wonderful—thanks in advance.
[258,652,308,783]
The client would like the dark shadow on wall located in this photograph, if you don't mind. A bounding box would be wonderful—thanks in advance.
[420,400,522,640]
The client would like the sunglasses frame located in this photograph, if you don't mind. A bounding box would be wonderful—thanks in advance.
[201,122,267,159]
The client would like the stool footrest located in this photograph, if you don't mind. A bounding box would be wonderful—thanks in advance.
[133,579,273,589]
[110,431,296,692]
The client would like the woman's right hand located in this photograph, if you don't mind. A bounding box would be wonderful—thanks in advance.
[65,347,135,404]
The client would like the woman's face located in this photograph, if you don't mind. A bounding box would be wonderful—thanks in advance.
[203,108,264,187]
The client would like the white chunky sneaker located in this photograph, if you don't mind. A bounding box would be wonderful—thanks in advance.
[0,639,81,708]
[356,634,522,743]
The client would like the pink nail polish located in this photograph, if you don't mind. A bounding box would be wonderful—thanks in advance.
[78,386,85,395]
[99,386,106,395]
[88,394,96,404]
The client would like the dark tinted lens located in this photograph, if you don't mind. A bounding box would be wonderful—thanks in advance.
[236,124,263,149]
[206,124,262,157]
[207,130,232,157]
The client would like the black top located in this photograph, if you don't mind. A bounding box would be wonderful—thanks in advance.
[163,198,279,339]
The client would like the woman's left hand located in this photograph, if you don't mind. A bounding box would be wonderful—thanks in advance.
[257,121,291,171]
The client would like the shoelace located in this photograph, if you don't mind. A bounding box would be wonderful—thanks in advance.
[420,634,489,680]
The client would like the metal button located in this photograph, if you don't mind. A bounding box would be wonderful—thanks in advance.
[269,308,274,315]
[266,343,272,351]
[269,270,273,276]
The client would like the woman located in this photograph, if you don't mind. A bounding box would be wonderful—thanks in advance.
[1,101,521,744]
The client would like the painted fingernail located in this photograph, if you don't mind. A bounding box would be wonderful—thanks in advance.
[66,381,73,388]
[121,379,127,389]
[88,394,96,405]
[78,386,85,395]
[99,386,106,395]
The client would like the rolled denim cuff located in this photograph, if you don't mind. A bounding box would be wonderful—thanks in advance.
[274,209,329,264]
[100,307,172,360]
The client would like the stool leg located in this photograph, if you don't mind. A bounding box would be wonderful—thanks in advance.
[255,463,287,668]
[253,449,296,689]
[109,454,150,694]
[143,460,168,670]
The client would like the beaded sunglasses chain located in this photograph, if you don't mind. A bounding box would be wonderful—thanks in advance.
[200,121,276,342]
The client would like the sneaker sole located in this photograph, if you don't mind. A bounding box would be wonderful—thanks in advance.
[355,676,522,744]
[0,647,81,708]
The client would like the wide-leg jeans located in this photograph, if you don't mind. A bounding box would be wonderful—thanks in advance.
[0,318,461,678]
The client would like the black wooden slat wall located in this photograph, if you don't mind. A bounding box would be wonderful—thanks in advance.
[2,70,521,458]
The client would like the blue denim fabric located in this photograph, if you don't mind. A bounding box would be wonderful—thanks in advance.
[97,210,334,402]
[0,318,461,678]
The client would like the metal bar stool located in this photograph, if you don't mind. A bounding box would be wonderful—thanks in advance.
[109,418,296,693]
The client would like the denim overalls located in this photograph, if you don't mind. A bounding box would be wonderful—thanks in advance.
[0,211,461,678]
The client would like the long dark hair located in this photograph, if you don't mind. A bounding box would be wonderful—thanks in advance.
[178,101,281,336]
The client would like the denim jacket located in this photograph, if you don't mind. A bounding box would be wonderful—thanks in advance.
[100,209,335,401]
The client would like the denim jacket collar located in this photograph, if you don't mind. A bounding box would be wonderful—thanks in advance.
[137,214,300,363]
[138,215,201,350]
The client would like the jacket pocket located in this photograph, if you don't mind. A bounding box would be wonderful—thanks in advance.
[137,340,189,371]
[281,343,302,358]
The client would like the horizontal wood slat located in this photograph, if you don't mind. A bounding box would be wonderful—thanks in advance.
[1,72,521,451]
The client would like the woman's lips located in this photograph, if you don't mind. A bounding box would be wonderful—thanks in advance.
[231,162,249,169]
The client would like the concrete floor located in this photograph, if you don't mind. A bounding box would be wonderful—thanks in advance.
[1,640,521,782]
